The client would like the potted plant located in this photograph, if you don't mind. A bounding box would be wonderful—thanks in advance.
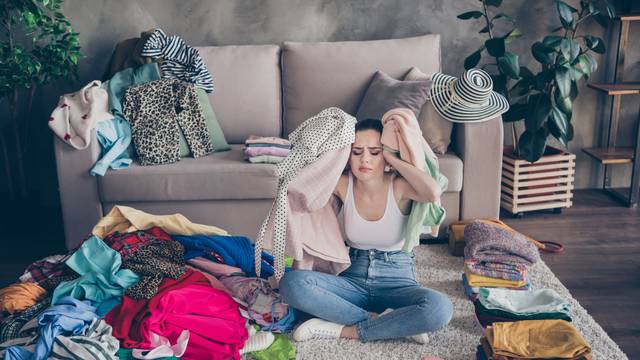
[457,0,615,215]
[1,0,82,199]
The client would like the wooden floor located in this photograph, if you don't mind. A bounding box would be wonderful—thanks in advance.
[502,190,640,359]
[0,189,638,357]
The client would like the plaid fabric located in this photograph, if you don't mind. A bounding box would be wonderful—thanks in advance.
[465,260,526,282]
[19,256,78,291]
[103,226,172,259]
[0,297,51,343]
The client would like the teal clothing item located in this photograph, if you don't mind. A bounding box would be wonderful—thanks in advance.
[115,348,178,360]
[478,287,571,316]
[91,63,161,176]
[402,151,448,252]
[250,333,296,360]
[52,236,139,305]
[178,88,231,156]
[91,118,132,176]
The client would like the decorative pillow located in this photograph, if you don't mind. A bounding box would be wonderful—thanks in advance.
[404,67,453,155]
[355,71,431,122]
[179,88,231,156]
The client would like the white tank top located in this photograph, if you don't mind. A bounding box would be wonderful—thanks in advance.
[343,172,408,251]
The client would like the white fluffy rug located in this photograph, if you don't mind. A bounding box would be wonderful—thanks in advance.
[291,244,628,360]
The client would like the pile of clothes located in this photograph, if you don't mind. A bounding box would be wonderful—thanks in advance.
[478,320,592,360]
[243,136,291,164]
[48,28,230,176]
[462,220,539,298]
[0,206,297,360]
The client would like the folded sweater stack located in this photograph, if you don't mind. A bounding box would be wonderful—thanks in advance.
[243,136,291,164]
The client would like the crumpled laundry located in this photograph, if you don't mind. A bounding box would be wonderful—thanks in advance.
[464,220,540,266]
[174,234,276,278]
[186,266,232,295]
[49,319,119,360]
[116,348,179,360]
[92,205,227,240]
[4,296,98,360]
[52,235,139,306]
[141,28,214,92]
[103,227,172,259]
[0,283,47,314]
[220,276,296,332]
[250,333,296,360]
[187,257,243,277]
[19,255,77,292]
[105,269,248,360]
[121,240,186,300]
[0,298,50,344]
[132,330,189,359]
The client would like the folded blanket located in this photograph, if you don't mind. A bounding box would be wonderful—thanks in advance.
[465,260,526,282]
[478,287,571,316]
[464,221,540,266]
[245,143,292,149]
[464,267,528,289]
[243,146,290,158]
[245,135,290,146]
[249,155,285,164]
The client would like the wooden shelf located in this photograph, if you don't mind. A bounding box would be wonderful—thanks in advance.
[618,14,640,21]
[582,147,635,164]
[587,83,640,95]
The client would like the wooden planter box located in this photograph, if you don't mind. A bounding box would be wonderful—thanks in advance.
[501,146,576,216]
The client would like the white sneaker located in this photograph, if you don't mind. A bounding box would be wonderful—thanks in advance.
[239,329,275,354]
[379,308,429,344]
[293,318,344,342]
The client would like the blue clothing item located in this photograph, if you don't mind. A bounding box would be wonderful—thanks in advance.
[91,118,133,176]
[173,235,278,278]
[260,300,298,333]
[52,236,139,305]
[91,63,161,176]
[279,248,453,342]
[5,297,97,360]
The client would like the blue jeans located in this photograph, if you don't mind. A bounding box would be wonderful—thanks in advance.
[279,248,453,342]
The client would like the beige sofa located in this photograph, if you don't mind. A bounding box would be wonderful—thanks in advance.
[53,34,504,250]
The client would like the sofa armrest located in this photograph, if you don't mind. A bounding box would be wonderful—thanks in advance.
[452,117,503,220]
[53,130,103,250]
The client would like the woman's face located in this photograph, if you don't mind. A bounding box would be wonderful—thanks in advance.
[350,129,386,181]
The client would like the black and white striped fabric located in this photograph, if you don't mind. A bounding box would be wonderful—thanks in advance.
[428,68,509,123]
[141,29,214,93]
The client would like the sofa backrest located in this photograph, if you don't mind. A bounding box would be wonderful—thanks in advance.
[197,45,282,144]
[281,34,441,135]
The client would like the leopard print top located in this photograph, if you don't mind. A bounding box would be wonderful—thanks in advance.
[123,78,213,165]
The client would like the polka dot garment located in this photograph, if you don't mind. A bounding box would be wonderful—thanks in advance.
[254,107,356,280]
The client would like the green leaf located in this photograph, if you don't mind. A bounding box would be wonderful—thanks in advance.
[555,66,571,97]
[554,87,572,115]
[491,74,508,94]
[605,1,615,18]
[486,38,506,57]
[570,80,578,101]
[519,66,534,80]
[498,52,520,79]
[504,28,523,44]
[519,128,548,162]
[531,42,555,64]
[485,0,503,7]
[525,94,552,131]
[556,1,575,29]
[579,53,597,74]
[585,35,606,53]
[549,104,571,146]
[593,13,609,28]
[457,11,484,20]
[543,35,563,48]
[479,24,492,33]
[503,102,528,122]
[464,48,483,70]
[493,13,515,23]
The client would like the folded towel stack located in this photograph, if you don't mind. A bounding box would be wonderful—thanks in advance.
[243,136,291,164]
[463,221,539,293]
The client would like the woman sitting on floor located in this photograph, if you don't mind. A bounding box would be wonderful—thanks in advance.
[279,118,453,343]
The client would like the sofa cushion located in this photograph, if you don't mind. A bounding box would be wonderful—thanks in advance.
[98,146,462,203]
[196,45,281,143]
[98,145,278,202]
[356,70,431,121]
[282,34,441,135]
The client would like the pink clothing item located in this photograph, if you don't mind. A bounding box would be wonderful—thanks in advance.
[262,147,352,277]
[243,146,291,158]
[132,330,189,359]
[187,257,243,277]
[245,135,291,146]
[48,80,113,149]
[143,284,247,360]
[185,265,232,295]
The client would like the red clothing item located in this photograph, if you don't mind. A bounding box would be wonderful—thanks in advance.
[105,269,248,360]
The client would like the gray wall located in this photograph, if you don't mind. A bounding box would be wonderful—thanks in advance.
[36,0,640,203]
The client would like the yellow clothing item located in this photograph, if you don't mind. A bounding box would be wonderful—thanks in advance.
[92,205,228,238]
[464,267,527,288]
[0,282,47,314]
[487,320,591,359]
